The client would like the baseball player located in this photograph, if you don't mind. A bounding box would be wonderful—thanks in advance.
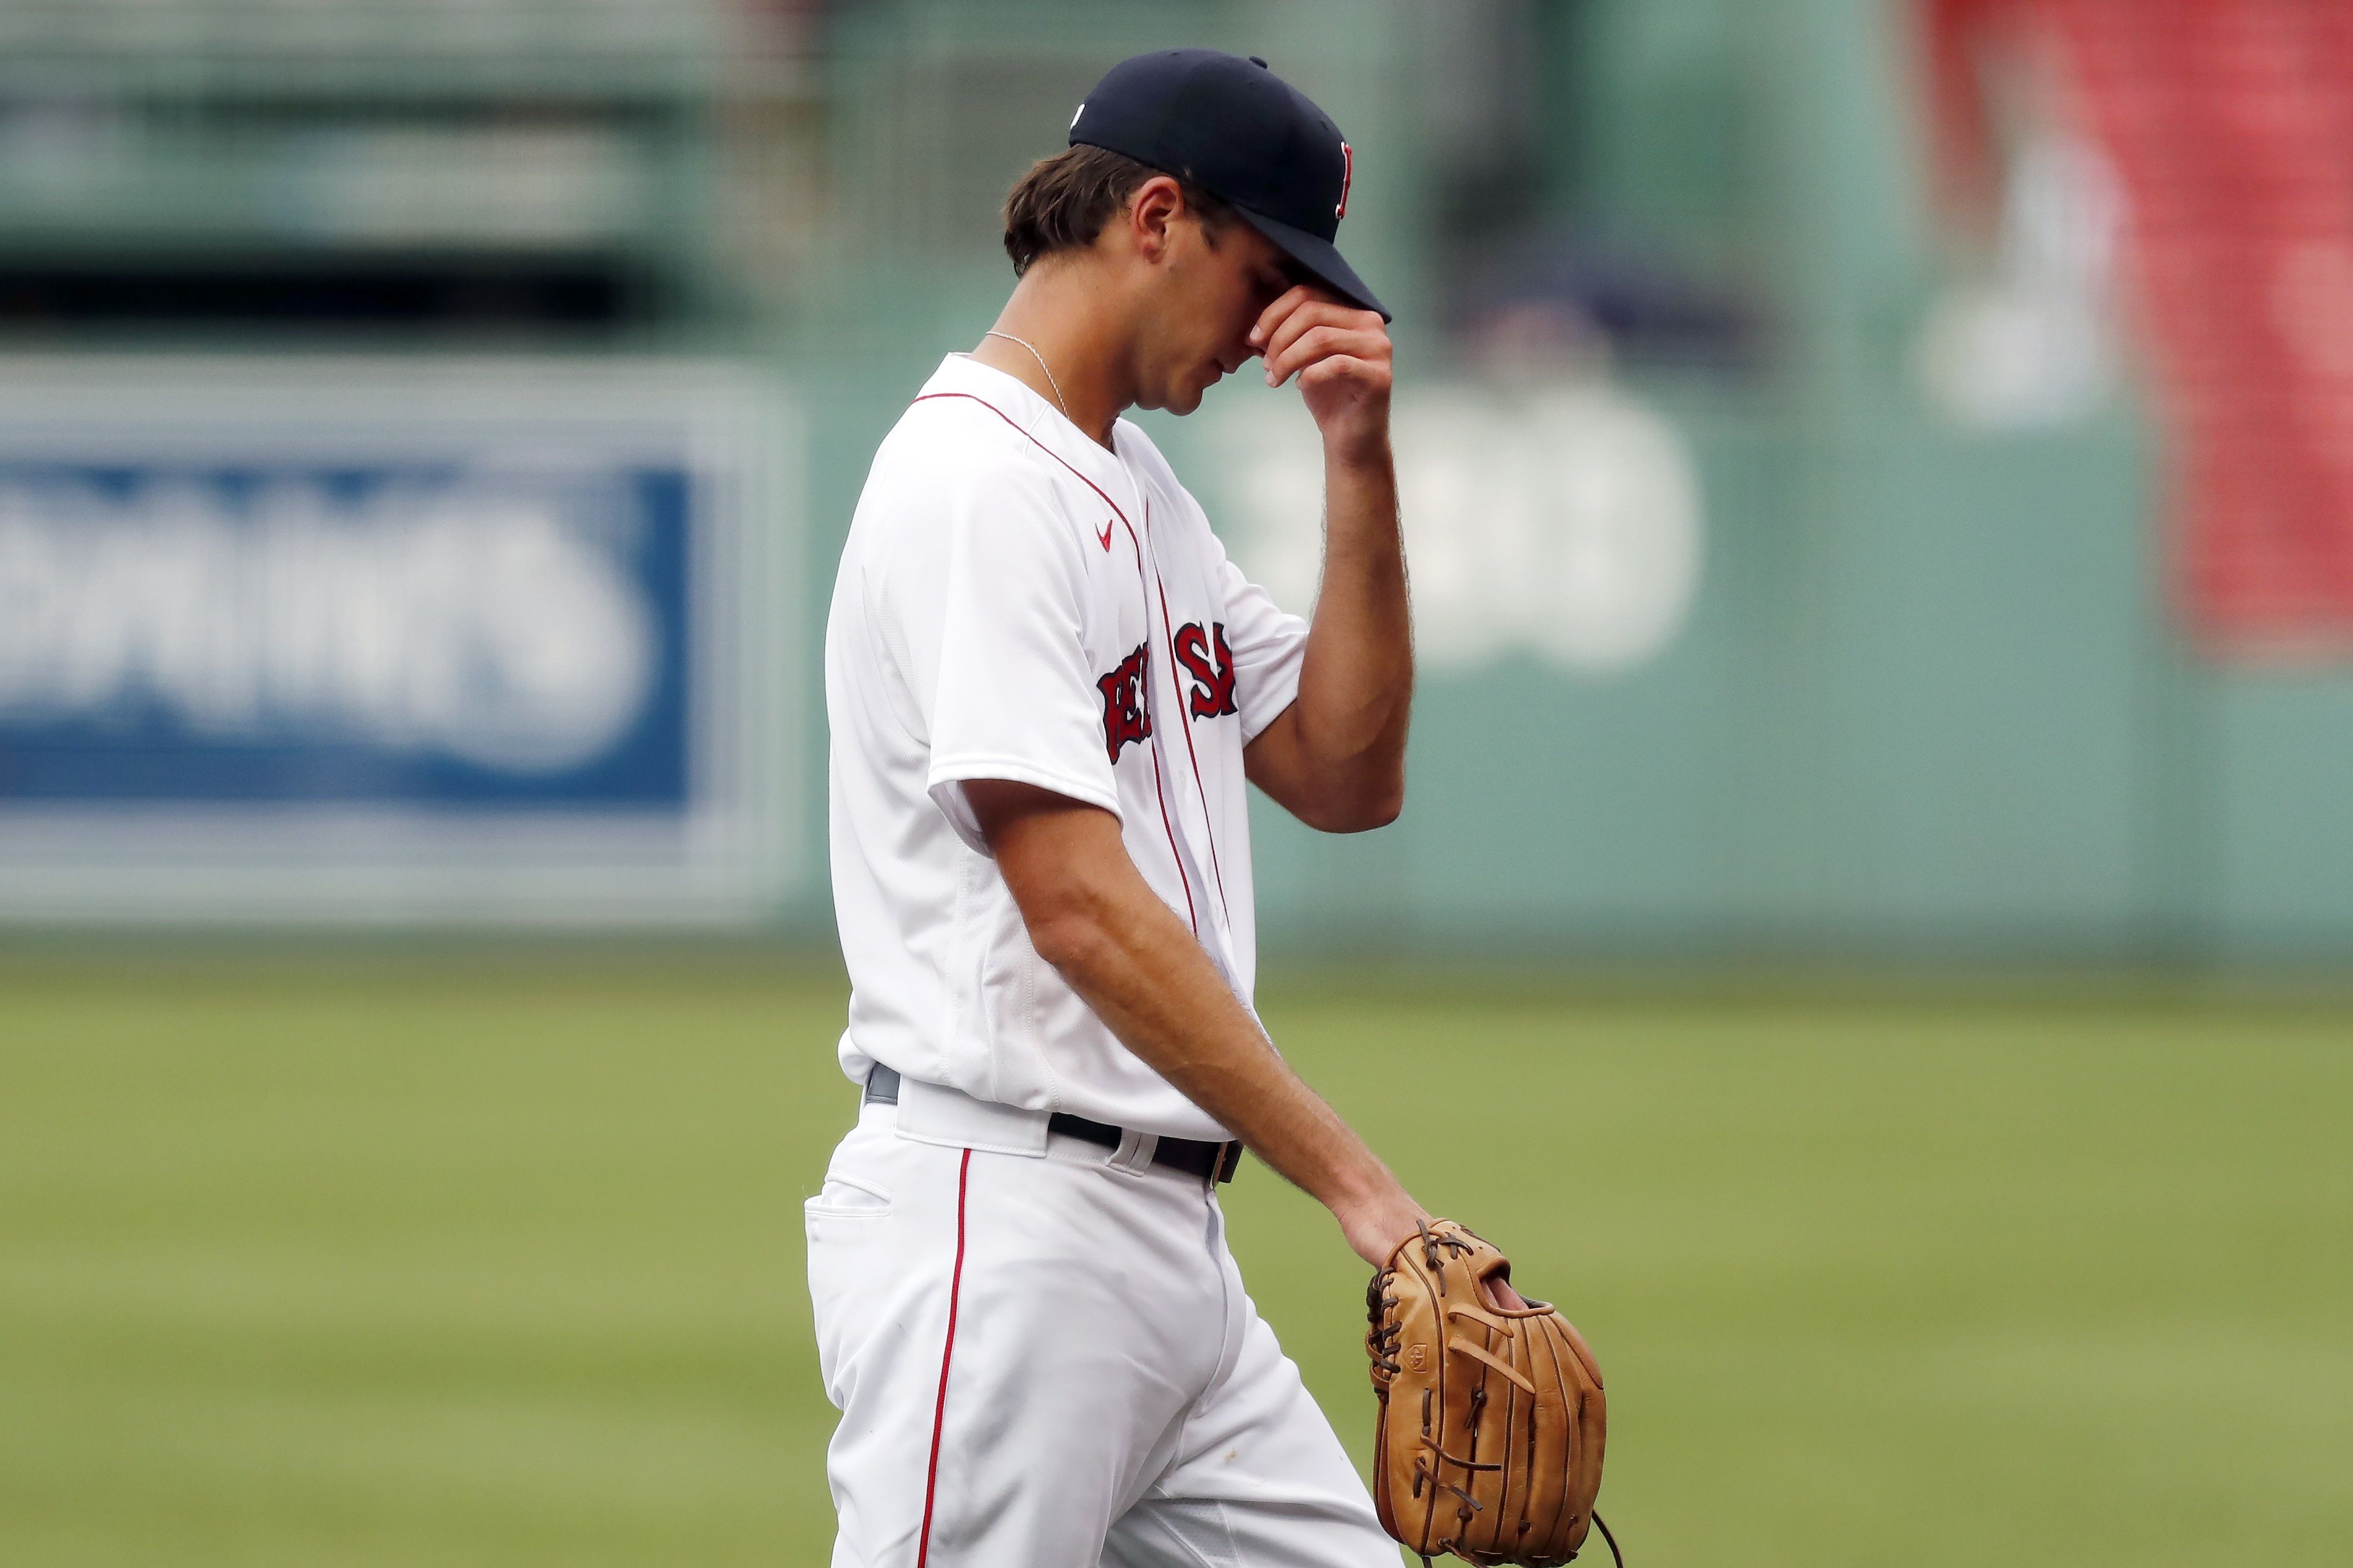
[814,49,1457,1567]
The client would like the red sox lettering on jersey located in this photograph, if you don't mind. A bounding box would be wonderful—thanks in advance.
[1097,642,1153,762]
[1100,624,1236,760]
[1172,622,1239,720]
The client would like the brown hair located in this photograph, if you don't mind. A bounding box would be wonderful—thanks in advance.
[1002,144,1235,275]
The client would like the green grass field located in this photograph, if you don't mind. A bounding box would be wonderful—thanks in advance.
[4,957,2349,1567]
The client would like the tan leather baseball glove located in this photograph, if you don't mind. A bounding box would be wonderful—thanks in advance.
[1365,1220,1616,1567]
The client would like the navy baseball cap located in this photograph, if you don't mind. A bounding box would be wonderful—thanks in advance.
[1068,49,1388,322]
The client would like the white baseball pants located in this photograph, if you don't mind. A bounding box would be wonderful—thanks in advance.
[805,1083,1398,1568]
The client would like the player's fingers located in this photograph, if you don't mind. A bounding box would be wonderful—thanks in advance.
[1245,286,1309,353]
[1267,328,1387,387]
[1258,297,1347,359]
[1295,354,1392,400]
[1247,284,1325,354]
[1266,326,1390,386]
[1262,300,1385,368]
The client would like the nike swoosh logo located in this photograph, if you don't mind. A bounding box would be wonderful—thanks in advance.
[1097,519,1115,551]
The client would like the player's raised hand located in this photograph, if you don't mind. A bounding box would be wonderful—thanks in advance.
[1249,286,1392,462]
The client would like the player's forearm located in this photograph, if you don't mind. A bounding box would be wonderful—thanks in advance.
[1293,441,1412,799]
[1020,836,1421,1258]
[1047,869,1385,1194]
[1252,287,1413,810]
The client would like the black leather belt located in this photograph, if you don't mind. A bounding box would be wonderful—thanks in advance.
[864,1065,1242,1184]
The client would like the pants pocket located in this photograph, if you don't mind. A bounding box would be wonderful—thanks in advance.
[804,1175,893,1406]
[804,1173,892,1221]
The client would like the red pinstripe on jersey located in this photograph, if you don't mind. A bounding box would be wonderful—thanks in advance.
[1145,496,1232,921]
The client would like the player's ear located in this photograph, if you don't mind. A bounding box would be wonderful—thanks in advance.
[1128,176,1184,263]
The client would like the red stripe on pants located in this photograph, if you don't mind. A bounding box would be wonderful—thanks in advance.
[914,1147,972,1568]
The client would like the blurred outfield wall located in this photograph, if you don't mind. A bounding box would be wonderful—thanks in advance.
[2,0,2350,964]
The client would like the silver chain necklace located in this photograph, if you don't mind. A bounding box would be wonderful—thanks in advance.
[983,330,1072,422]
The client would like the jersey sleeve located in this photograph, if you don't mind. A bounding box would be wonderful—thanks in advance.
[1215,550,1311,743]
[882,456,1120,854]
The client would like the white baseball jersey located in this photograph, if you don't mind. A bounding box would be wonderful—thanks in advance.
[825,354,1309,1141]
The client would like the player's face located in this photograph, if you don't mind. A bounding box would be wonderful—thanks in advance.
[1136,216,1302,415]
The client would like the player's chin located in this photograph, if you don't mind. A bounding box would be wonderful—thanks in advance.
[1189,359,1236,404]
[1163,377,1213,416]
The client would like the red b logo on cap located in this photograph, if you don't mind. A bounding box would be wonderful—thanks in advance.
[1336,142,1353,221]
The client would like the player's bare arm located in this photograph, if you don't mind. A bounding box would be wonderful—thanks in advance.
[967,777,1428,1267]
[1242,286,1412,833]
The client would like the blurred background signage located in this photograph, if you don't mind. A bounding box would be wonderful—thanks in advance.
[0,0,2347,950]
[0,359,796,925]
[1214,382,1704,675]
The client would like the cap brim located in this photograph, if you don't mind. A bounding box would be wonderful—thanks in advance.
[1234,208,1390,323]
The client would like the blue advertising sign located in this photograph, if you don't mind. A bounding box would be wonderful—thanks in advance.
[0,358,795,924]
